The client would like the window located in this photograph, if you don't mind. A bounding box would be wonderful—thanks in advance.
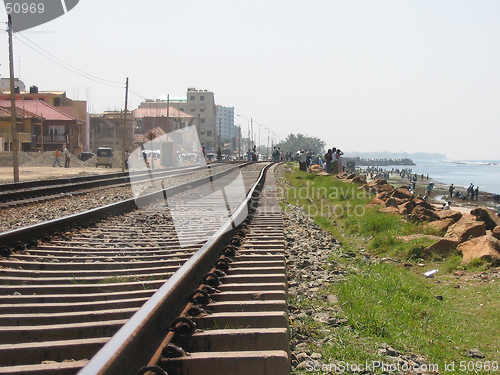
[200,118,205,124]
[53,97,61,106]
[49,125,65,135]
[190,96,195,101]
[200,96,204,100]
[200,105,205,112]
[207,131,212,137]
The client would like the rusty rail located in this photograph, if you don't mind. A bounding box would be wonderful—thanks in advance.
[77,165,269,375]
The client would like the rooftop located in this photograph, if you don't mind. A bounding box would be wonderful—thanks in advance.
[0,100,85,123]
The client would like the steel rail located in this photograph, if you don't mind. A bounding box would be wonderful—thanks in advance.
[0,165,210,205]
[77,165,269,375]
[0,164,210,193]
[0,163,249,252]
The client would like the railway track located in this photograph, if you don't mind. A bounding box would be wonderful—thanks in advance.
[0,164,233,208]
[0,163,289,375]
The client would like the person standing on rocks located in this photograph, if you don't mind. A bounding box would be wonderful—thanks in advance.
[64,146,71,168]
[336,149,344,174]
[331,148,338,175]
[449,184,455,199]
[426,182,433,196]
[53,148,62,167]
[324,149,332,173]
[467,183,474,199]
[299,150,307,171]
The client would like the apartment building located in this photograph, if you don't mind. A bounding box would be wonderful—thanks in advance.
[138,88,217,150]
[215,106,240,151]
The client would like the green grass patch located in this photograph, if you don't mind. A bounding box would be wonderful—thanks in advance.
[281,163,500,373]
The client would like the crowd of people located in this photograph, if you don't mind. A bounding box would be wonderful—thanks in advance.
[448,182,480,201]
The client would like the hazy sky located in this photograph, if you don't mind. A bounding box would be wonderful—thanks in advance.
[1,1,499,160]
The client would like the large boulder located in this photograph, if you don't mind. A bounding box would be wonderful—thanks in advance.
[423,238,460,257]
[470,206,500,230]
[444,220,486,243]
[379,206,400,215]
[351,175,367,184]
[437,209,462,222]
[492,226,500,240]
[428,218,456,233]
[398,200,416,215]
[385,197,404,208]
[390,186,414,200]
[413,197,435,211]
[408,205,441,222]
[309,164,323,173]
[457,235,500,264]
[366,198,386,207]
[360,179,394,194]
[377,191,391,200]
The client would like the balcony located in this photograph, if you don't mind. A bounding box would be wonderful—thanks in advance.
[0,132,33,143]
[37,134,69,143]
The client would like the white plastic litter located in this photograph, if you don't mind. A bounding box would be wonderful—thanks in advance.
[424,269,438,278]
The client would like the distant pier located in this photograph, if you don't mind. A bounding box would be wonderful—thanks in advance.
[344,157,416,166]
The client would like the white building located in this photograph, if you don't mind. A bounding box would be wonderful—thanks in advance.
[216,106,240,151]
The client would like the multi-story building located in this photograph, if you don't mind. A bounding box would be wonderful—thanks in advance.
[0,84,89,151]
[0,99,85,154]
[89,111,134,154]
[215,106,240,152]
[138,88,217,150]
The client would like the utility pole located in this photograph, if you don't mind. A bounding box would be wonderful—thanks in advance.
[218,119,221,150]
[121,77,129,172]
[238,126,241,159]
[40,114,44,152]
[250,118,254,149]
[8,15,19,182]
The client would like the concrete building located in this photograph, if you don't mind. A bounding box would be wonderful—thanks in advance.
[138,88,217,151]
[133,106,194,134]
[89,111,134,154]
[215,106,240,152]
[0,78,26,94]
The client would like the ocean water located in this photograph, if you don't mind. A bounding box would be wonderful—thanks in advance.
[380,159,500,196]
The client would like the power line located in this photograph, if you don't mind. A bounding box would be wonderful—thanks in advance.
[11,26,124,88]
[128,87,147,100]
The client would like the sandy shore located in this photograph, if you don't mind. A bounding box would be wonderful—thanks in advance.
[0,166,124,183]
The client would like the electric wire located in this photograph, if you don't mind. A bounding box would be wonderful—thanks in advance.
[11,27,125,88]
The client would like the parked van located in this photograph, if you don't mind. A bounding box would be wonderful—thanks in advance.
[96,147,113,168]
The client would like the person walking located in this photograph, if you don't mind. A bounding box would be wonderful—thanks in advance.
[53,149,62,167]
[64,146,71,168]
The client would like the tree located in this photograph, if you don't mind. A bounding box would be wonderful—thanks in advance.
[276,133,325,155]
